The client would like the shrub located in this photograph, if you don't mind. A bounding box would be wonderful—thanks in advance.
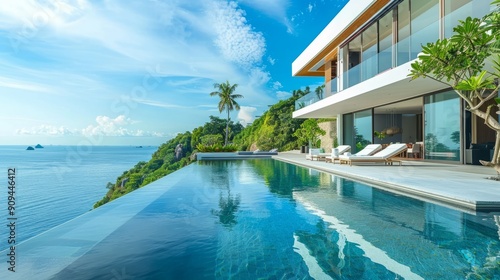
[200,134,224,146]
[196,143,239,152]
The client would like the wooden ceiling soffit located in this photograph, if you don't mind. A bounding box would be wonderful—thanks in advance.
[297,0,391,77]
[325,47,338,62]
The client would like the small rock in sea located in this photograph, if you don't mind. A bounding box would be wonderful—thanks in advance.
[26,146,35,150]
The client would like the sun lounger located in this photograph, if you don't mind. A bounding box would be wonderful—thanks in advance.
[325,145,351,163]
[338,143,407,166]
[337,144,382,164]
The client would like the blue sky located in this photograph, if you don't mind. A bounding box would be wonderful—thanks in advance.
[0,0,347,146]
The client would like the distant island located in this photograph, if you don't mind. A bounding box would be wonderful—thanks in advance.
[26,146,35,150]
[35,144,44,148]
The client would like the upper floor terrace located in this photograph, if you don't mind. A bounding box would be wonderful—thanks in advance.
[293,0,493,114]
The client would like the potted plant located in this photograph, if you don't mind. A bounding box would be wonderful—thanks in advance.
[293,119,326,153]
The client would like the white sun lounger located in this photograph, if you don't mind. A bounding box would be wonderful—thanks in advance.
[339,143,407,166]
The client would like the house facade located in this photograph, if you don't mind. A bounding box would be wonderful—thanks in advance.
[292,0,494,164]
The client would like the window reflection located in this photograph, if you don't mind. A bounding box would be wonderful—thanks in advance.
[424,91,460,161]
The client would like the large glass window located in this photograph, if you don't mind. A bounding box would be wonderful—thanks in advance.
[424,91,460,162]
[410,0,439,59]
[354,109,373,153]
[343,113,355,151]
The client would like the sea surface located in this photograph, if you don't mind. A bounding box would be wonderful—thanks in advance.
[0,145,157,251]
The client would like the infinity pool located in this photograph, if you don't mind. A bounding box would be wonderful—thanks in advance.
[2,159,500,279]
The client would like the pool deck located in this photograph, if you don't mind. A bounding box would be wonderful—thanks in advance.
[274,151,500,212]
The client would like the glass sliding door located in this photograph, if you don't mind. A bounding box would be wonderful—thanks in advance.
[424,91,460,162]
[354,109,373,153]
[343,113,355,152]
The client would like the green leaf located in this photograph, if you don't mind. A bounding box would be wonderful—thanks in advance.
[455,71,496,91]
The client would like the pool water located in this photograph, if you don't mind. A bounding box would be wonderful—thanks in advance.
[4,159,500,279]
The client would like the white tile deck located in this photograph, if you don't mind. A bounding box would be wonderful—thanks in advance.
[274,150,500,212]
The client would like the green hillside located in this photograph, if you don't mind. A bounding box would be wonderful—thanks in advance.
[94,88,313,208]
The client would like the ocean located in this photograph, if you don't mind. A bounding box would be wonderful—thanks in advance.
[0,145,157,251]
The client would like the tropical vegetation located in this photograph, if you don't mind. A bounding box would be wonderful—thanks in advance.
[292,118,326,148]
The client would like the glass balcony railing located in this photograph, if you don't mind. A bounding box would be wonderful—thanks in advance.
[329,78,338,95]
[295,92,318,110]
[295,77,338,110]
[343,19,439,91]
[295,2,490,111]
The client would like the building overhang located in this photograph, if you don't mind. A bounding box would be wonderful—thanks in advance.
[292,61,449,118]
[292,0,392,77]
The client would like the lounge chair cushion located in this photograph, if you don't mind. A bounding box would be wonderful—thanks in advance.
[339,143,407,165]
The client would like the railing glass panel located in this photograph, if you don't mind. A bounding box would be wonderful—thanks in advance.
[294,78,338,111]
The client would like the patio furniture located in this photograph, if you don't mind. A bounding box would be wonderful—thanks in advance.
[339,143,407,166]
[350,144,383,156]
[306,148,326,161]
[325,145,351,164]
[407,143,421,158]
[336,144,382,164]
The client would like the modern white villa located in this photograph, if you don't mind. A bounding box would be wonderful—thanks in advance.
[292,0,495,165]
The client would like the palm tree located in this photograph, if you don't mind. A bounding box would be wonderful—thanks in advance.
[210,81,243,146]
[315,84,325,100]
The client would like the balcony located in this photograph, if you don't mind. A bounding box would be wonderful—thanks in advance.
[294,1,489,112]
[295,78,337,110]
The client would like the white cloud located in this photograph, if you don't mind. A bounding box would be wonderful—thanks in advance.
[238,106,257,126]
[0,0,88,29]
[16,115,164,137]
[267,56,276,65]
[0,77,50,93]
[210,1,266,66]
[272,81,283,90]
[16,124,75,135]
[248,68,271,87]
[82,115,159,137]
[276,91,291,99]
[308,3,314,12]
